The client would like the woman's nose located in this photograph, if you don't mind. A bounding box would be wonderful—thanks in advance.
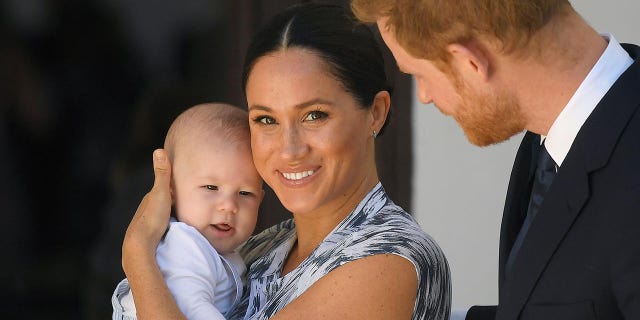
[280,125,308,161]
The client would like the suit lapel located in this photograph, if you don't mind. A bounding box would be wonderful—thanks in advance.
[497,44,640,319]
[498,132,538,288]
[497,162,590,319]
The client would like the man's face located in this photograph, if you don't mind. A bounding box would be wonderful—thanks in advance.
[377,18,525,146]
[376,19,461,115]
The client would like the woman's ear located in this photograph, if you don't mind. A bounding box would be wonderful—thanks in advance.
[369,90,391,134]
[447,42,491,82]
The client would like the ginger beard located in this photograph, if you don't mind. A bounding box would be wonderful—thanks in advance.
[449,73,526,147]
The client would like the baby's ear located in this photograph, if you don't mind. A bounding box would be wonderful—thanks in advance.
[169,176,176,205]
[169,206,178,219]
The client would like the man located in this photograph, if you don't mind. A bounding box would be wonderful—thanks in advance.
[352,1,640,319]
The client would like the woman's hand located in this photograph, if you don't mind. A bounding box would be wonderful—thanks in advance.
[121,149,186,320]
[122,149,172,262]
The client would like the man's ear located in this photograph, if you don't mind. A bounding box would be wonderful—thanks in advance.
[369,90,391,134]
[447,42,491,82]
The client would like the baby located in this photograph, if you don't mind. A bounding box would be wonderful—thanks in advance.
[112,103,264,320]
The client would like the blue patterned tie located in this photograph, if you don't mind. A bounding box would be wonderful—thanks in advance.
[506,142,557,275]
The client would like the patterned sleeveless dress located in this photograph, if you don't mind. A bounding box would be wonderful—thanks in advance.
[227,183,451,320]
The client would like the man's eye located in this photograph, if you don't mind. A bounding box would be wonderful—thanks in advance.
[205,185,218,191]
[304,110,327,121]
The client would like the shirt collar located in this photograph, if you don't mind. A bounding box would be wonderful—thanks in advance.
[544,34,633,166]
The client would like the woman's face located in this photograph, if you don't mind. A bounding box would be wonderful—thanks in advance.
[245,48,377,216]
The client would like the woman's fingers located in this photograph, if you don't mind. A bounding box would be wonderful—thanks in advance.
[121,149,186,319]
[152,149,172,195]
[123,149,173,258]
[146,149,173,230]
[146,149,172,238]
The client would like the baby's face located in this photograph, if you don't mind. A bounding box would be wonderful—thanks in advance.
[172,137,263,253]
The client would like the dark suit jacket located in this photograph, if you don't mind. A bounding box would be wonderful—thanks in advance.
[467,44,640,320]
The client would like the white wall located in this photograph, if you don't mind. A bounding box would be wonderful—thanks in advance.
[411,0,640,309]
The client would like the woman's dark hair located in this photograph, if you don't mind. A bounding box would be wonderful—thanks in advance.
[242,3,392,135]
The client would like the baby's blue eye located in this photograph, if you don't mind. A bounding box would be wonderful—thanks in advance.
[239,191,253,196]
[205,185,218,191]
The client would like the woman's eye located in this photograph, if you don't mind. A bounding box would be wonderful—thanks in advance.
[304,110,327,121]
[254,116,276,125]
[205,185,218,191]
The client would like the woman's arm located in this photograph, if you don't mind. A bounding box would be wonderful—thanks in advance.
[272,254,418,319]
[121,149,186,320]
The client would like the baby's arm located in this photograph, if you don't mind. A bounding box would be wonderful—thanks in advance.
[156,222,230,320]
[111,224,228,320]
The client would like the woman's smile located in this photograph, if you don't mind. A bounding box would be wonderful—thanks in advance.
[277,167,319,187]
[281,169,316,181]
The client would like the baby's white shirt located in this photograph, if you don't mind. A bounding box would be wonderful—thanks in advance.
[114,221,246,320]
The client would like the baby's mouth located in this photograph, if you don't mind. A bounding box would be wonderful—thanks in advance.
[212,224,232,232]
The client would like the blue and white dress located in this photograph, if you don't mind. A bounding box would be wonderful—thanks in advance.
[227,182,451,320]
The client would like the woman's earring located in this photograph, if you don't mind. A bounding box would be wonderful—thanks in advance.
[372,130,378,139]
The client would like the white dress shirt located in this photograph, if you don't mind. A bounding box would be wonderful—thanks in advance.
[545,34,633,166]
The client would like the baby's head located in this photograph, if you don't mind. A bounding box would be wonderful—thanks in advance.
[164,103,264,253]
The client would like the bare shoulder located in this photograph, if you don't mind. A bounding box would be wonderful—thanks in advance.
[272,254,418,320]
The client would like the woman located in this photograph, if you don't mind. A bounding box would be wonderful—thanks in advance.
[120,3,450,319]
